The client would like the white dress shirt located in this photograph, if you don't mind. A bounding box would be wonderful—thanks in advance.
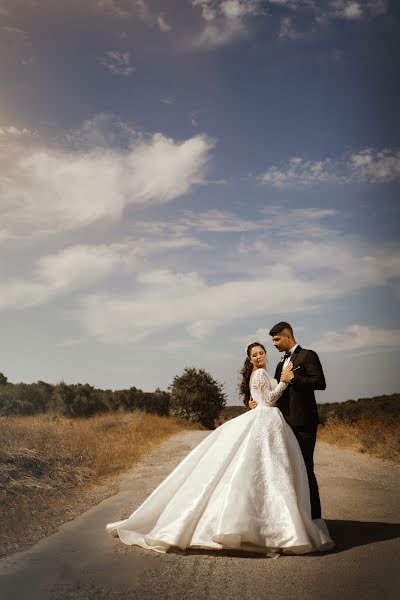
[283,343,298,368]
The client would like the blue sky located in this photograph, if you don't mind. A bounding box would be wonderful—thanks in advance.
[0,0,399,404]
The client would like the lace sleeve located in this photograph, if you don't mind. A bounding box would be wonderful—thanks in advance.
[252,369,288,407]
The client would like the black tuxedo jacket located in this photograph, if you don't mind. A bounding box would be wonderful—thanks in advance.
[274,345,326,431]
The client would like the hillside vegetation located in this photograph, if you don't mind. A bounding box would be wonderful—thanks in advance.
[0,380,170,418]
[0,368,226,429]
[317,393,400,424]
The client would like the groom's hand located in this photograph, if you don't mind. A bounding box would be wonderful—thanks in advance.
[249,399,257,409]
[280,361,294,384]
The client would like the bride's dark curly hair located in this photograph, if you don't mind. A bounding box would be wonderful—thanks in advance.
[239,342,267,408]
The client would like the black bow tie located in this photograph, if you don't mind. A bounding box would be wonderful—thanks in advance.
[283,352,291,360]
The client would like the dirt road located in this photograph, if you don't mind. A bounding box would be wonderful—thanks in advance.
[0,430,399,600]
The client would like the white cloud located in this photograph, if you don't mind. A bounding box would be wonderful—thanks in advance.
[0,280,49,310]
[366,0,389,16]
[186,319,219,338]
[1,25,29,37]
[278,15,298,39]
[0,234,205,311]
[98,0,137,18]
[191,113,199,127]
[192,0,264,48]
[98,50,135,76]
[130,207,337,240]
[1,200,399,365]
[160,95,174,105]
[134,236,206,254]
[0,244,124,310]
[330,0,363,19]
[259,148,400,187]
[328,0,388,20]
[349,148,400,183]
[259,157,334,187]
[179,209,263,233]
[98,0,171,32]
[157,14,171,32]
[343,2,363,19]
[55,338,86,348]
[193,0,218,21]
[77,246,397,345]
[260,206,339,239]
[282,207,337,220]
[1,188,398,355]
[236,235,400,293]
[136,269,204,289]
[269,0,388,19]
[0,18,31,53]
[0,118,216,242]
[265,0,389,40]
[21,56,34,66]
[73,212,400,345]
[78,267,335,343]
[66,112,137,150]
[134,0,172,30]
[221,0,261,18]
[311,324,400,353]
[124,133,215,203]
[0,125,33,137]
[36,244,123,290]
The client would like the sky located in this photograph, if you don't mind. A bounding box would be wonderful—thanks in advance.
[0,0,399,405]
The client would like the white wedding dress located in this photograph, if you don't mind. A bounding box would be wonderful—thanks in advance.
[106,368,334,555]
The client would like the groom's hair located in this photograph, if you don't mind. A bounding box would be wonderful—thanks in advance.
[269,322,294,337]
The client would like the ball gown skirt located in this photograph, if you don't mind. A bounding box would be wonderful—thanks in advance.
[106,370,334,555]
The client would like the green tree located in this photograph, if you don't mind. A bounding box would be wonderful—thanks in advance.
[0,383,47,415]
[169,367,226,429]
[0,372,7,385]
[51,382,76,416]
[152,387,170,416]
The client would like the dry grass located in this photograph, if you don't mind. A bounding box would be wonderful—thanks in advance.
[318,416,400,463]
[0,412,198,557]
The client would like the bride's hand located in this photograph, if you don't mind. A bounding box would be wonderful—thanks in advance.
[280,361,294,384]
[249,399,257,409]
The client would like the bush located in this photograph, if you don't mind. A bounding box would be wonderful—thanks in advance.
[169,367,226,429]
[318,393,400,425]
[215,405,248,426]
[319,415,400,463]
[0,383,50,416]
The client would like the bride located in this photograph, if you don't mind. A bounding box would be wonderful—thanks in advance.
[106,342,334,555]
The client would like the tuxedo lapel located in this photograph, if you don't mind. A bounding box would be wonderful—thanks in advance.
[290,345,302,368]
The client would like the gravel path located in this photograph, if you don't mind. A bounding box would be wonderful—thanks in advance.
[0,430,399,600]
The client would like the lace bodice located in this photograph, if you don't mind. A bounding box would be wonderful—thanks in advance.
[250,368,288,408]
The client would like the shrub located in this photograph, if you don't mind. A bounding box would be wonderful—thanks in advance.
[169,367,226,429]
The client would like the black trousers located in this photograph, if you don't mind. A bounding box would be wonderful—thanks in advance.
[292,427,322,520]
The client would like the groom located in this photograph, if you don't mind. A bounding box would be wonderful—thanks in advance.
[249,321,326,520]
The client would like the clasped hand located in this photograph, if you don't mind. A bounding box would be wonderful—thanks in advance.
[248,362,293,410]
